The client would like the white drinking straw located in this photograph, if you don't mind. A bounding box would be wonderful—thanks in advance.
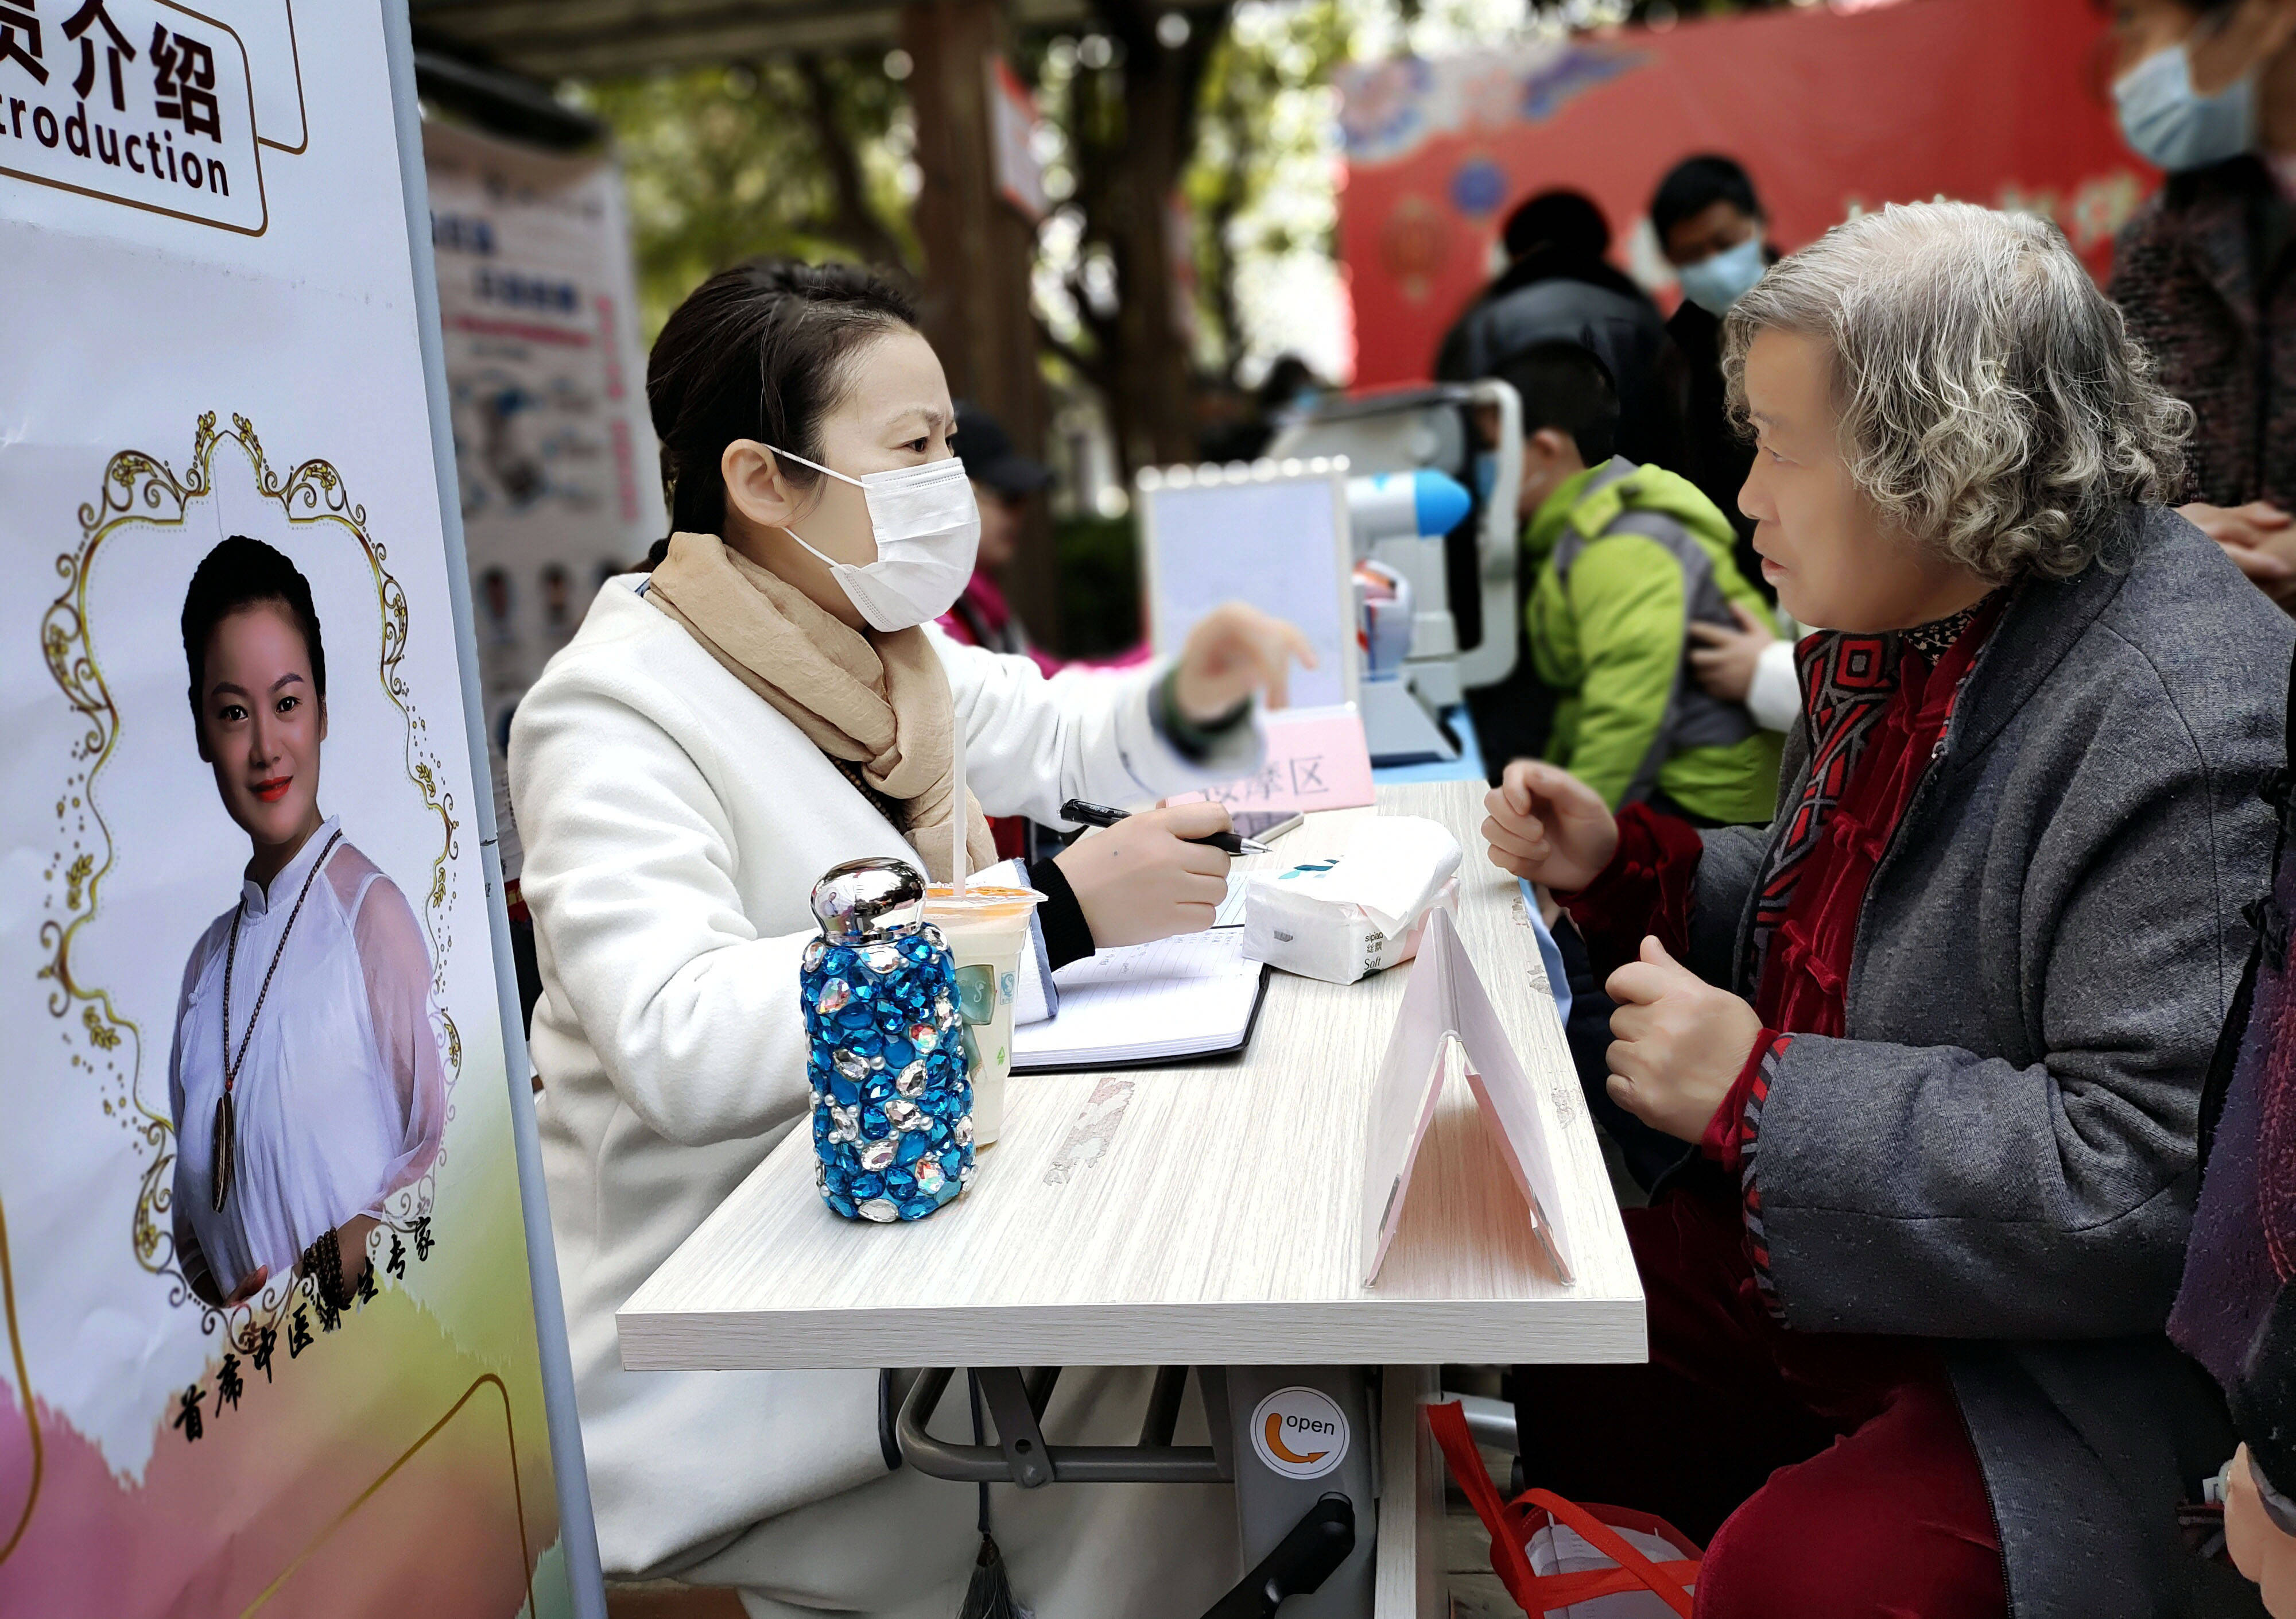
[951,713,968,897]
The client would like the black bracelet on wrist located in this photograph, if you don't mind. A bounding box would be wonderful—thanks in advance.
[1155,668,1251,764]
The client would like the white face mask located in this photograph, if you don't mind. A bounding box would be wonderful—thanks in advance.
[2115,42,2256,173]
[769,446,980,632]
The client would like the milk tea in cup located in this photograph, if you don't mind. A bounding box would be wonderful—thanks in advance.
[923,884,1043,1147]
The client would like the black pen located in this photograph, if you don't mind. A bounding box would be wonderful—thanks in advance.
[1058,798,1271,856]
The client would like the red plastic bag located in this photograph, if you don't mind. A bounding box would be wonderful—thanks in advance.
[1427,1399,1701,1617]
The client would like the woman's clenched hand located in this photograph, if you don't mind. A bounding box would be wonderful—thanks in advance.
[1481,760,1619,893]
[1604,936,1763,1143]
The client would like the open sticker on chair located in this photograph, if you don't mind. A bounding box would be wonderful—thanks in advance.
[1249,1386,1351,1481]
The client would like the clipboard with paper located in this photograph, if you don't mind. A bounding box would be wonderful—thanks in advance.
[1359,906,1576,1287]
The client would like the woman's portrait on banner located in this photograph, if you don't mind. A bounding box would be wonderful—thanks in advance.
[165,536,448,1310]
[13,409,549,1614]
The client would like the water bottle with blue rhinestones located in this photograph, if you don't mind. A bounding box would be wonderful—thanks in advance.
[803,857,974,1222]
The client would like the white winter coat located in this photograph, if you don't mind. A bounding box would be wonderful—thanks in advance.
[509,576,1256,1601]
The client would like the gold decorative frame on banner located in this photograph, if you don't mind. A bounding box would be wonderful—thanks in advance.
[32,413,467,1359]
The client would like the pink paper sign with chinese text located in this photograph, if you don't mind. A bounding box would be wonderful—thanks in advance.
[1177,704,1376,815]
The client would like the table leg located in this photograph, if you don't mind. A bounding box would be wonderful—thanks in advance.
[1374,1365,1444,1619]
[1221,1366,1378,1619]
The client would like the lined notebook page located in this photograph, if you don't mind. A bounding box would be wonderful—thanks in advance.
[1011,931,1267,1070]
[1213,869,1251,928]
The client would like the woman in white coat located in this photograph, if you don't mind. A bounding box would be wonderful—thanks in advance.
[509,261,1313,1617]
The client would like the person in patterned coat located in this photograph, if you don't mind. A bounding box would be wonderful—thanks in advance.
[2175,646,2296,1614]
[2107,0,2296,610]
[1484,202,2289,1617]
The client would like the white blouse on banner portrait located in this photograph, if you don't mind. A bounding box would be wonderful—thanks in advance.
[168,816,449,1299]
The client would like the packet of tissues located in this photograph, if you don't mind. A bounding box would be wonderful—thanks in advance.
[1243,815,1464,985]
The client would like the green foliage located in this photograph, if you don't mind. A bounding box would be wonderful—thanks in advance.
[572,0,1795,353]
[1054,513,1145,657]
[1184,0,1355,382]
[571,59,918,343]
[1016,11,1230,459]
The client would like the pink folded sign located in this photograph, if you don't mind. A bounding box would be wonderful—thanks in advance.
[1178,704,1376,815]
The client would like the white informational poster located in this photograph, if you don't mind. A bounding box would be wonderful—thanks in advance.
[0,4,594,1613]
[1138,467,1359,711]
[421,118,662,876]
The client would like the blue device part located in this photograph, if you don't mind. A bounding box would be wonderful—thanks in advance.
[1411,469,1472,537]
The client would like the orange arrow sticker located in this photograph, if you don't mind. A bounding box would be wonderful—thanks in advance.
[1264,1412,1329,1467]
[1249,1386,1350,1479]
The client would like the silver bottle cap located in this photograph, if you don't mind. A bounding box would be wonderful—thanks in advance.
[810,856,928,943]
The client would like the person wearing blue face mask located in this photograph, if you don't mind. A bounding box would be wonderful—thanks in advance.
[2109,0,2296,613]
[1651,156,1778,602]
[1649,161,1809,752]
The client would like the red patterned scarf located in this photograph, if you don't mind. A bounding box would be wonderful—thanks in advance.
[1748,595,2004,1036]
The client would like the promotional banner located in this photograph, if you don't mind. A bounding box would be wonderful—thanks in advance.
[423,117,662,874]
[0,4,588,1613]
[1337,0,2150,386]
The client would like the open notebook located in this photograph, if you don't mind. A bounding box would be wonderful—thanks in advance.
[1011,931,1271,1071]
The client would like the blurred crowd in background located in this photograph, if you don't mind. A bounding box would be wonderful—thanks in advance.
[421,0,2210,667]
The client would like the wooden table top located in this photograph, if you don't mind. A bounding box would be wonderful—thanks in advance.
[616,780,1645,1371]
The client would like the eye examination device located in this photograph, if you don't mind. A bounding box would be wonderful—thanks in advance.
[1134,382,1524,765]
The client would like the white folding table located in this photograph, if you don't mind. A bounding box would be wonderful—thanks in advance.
[618,780,1645,1617]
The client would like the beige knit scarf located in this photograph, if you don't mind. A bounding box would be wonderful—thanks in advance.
[645,531,995,883]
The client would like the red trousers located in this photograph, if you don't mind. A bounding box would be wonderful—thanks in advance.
[1512,1187,2008,1618]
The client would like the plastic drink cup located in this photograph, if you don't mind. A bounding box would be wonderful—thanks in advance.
[924,884,1044,1147]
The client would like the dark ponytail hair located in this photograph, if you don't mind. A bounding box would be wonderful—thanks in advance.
[643,259,918,570]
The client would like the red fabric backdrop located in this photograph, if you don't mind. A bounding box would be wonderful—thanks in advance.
[1335,0,2151,388]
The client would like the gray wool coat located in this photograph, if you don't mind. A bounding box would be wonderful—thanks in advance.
[1684,508,2291,1618]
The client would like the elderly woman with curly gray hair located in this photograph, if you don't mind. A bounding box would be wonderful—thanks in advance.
[1483,199,2293,1618]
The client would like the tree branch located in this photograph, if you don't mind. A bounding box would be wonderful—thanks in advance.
[793,51,911,272]
[1033,313,1108,392]
[1066,267,1119,353]
[1202,64,1250,383]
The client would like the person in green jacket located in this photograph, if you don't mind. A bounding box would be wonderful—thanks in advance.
[1490,338,1786,1193]
[1494,339,1783,826]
